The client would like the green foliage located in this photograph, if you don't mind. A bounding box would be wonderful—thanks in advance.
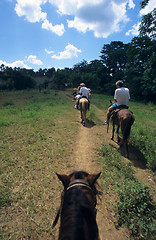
[0,187,12,207]
[139,8,156,39]
[115,180,156,239]
[131,125,156,171]
[100,143,156,240]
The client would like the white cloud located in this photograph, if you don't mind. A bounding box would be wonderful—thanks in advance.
[128,0,135,9]
[15,0,147,38]
[27,55,43,65]
[140,0,156,16]
[42,19,65,36]
[15,0,47,23]
[0,60,31,69]
[51,44,81,60]
[0,55,43,69]
[15,0,65,36]
[45,48,54,54]
[56,0,132,38]
[14,0,137,38]
[126,22,140,36]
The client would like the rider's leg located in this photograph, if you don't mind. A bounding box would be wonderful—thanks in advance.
[104,106,114,124]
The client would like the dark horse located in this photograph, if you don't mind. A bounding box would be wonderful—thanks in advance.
[110,102,135,157]
[53,171,101,240]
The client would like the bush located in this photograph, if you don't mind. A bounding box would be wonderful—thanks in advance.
[115,180,156,239]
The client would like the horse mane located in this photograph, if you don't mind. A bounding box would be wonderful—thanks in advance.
[59,187,98,240]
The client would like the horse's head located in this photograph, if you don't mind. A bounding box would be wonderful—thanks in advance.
[56,171,101,190]
[54,171,101,239]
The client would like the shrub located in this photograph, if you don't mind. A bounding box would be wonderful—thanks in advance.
[115,180,156,239]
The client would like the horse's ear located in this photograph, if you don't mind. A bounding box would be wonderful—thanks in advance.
[56,173,70,188]
[87,172,101,186]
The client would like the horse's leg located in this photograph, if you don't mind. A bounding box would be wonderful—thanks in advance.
[82,109,86,126]
[111,122,115,140]
[116,125,120,143]
[80,104,83,122]
[125,140,129,158]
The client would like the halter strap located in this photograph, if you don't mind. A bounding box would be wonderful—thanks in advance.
[66,179,92,192]
[52,179,96,229]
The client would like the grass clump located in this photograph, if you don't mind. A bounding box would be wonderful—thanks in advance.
[100,143,156,240]
[115,180,156,239]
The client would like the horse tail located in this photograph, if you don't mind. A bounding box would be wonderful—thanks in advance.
[122,114,134,141]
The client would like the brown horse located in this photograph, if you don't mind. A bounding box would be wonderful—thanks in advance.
[110,106,135,157]
[54,171,101,240]
[79,98,89,126]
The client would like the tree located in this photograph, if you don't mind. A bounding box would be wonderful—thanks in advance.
[100,41,128,85]
[124,36,155,99]
[139,8,156,39]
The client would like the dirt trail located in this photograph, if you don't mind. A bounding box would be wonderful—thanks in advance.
[64,106,128,240]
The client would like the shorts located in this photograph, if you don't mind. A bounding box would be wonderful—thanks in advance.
[112,103,117,108]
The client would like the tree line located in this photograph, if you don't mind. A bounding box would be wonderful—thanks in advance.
[0,1,155,102]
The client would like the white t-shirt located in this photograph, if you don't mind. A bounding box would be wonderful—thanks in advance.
[80,87,90,98]
[114,87,130,106]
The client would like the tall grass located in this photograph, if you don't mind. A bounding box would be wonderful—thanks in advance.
[100,143,156,240]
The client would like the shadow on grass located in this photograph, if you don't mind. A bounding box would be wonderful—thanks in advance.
[109,139,147,170]
[83,119,96,128]
[127,144,147,169]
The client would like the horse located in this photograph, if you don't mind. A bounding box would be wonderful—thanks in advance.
[109,102,135,157]
[53,171,101,240]
[79,97,89,126]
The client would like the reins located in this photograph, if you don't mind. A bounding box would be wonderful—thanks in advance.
[52,179,96,229]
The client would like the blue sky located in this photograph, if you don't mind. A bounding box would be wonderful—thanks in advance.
[0,0,155,71]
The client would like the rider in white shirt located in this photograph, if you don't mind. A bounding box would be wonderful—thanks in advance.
[104,80,130,125]
[74,83,91,109]
[79,86,91,99]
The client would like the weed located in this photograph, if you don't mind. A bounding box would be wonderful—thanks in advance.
[115,180,156,239]
[100,143,156,240]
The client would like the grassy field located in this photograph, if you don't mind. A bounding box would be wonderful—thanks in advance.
[0,89,155,239]
[0,90,79,239]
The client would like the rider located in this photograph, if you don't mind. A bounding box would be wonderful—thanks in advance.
[104,80,130,125]
[75,83,91,110]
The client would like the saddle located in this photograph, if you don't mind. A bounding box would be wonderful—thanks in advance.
[111,105,128,119]
[81,96,88,100]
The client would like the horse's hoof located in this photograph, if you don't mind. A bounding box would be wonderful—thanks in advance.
[111,137,114,140]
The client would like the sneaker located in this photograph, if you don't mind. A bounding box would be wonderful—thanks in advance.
[104,121,109,125]
[74,105,77,109]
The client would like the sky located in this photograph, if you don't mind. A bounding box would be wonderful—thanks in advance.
[0,0,155,71]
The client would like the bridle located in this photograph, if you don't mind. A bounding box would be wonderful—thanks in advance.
[52,179,98,228]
